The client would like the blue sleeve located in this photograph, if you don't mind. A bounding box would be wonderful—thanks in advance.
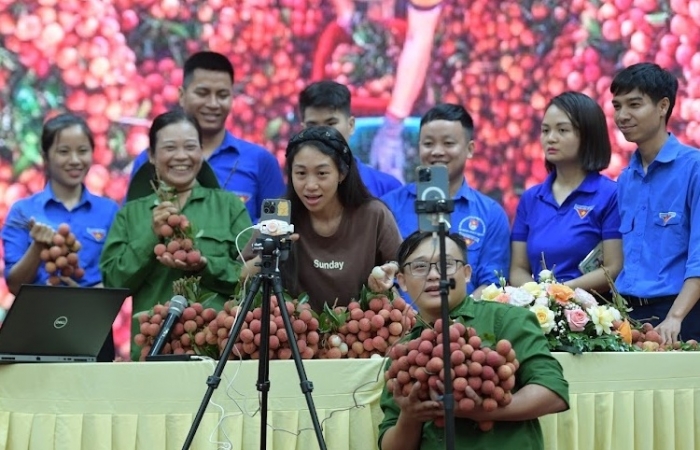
[380,174,402,196]
[601,185,622,240]
[256,150,286,219]
[511,191,530,242]
[685,159,700,280]
[474,205,511,286]
[128,150,149,180]
[1,203,32,279]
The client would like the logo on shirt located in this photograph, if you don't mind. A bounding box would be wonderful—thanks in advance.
[574,204,594,219]
[659,211,677,225]
[87,228,106,242]
[314,259,345,270]
[458,216,486,247]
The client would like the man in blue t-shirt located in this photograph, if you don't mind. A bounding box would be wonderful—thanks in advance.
[129,52,285,223]
[611,62,700,343]
[297,81,402,198]
[381,104,510,299]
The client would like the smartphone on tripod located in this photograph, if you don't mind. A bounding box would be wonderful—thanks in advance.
[259,199,293,237]
[415,165,451,233]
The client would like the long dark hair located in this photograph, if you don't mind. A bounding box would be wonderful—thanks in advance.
[284,125,372,224]
[281,126,373,295]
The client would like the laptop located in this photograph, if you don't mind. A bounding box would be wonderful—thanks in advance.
[0,285,129,363]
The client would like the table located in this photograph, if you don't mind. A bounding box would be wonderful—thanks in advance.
[0,353,698,450]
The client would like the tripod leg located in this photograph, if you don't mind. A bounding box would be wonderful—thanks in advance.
[182,275,264,450]
[271,275,328,450]
[257,277,272,450]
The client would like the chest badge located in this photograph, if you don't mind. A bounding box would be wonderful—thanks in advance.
[574,204,593,219]
[659,212,677,224]
[87,228,106,242]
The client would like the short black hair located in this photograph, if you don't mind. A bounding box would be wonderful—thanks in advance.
[544,91,611,173]
[41,113,94,157]
[148,110,202,155]
[397,231,468,269]
[419,103,475,140]
[298,81,351,118]
[182,51,234,87]
[610,62,678,123]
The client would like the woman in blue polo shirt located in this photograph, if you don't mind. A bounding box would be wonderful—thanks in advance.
[1,113,119,360]
[509,92,622,292]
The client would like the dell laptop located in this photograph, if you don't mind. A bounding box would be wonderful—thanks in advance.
[0,285,129,363]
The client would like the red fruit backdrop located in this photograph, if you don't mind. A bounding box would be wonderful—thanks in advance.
[0,0,699,359]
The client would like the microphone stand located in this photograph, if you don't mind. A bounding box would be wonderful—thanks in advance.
[416,199,456,450]
[182,234,326,450]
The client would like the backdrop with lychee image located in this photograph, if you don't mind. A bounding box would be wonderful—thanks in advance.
[0,0,698,360]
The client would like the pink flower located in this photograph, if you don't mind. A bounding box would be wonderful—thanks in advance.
[565,308,590,332]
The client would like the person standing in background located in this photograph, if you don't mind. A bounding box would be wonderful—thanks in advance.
[2,113,120,361]
[129,51,285,223]
[381,104,510,300]
[611,63,700,344]
[298,80,402,197]
[510,92,622,292]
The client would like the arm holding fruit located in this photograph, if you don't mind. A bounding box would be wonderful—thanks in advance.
[367,201,403,292]
[2,205,56,295]
[379,381,443,450]
[454,383,567,422]
[100,203,162,291]
[459,308,569,420]
[194,200,254,294]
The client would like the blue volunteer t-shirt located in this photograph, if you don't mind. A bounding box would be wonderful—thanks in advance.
[130,130,285,223]
[616,133,700,297]
[355,156,402,197]
[2,184,119,287]
[381,178,510,294]
[511,171,621,282]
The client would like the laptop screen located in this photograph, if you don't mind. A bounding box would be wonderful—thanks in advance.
[0,285,129,358]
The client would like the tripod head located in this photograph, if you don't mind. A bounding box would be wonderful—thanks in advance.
[252,234,293,275]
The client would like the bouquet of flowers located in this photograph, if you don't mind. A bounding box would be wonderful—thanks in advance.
[478,270,633,353]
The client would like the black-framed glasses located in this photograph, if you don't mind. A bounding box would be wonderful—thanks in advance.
[402,259,465,277]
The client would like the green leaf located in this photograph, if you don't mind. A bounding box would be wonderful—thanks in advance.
[198,293,219,309]
[297,292,310,305]
[195,229,204,238]
[264,118,284,140]
[480,332,496,349]
[131,309,152,319]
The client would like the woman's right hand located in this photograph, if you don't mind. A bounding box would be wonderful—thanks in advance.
[152,201,179,235]
[28,219,55,246]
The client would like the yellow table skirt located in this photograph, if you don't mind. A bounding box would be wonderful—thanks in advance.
[0,353,699,450]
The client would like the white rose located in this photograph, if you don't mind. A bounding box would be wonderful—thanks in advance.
[534,296,549,306]
[573,288,598,309]
[507,287,535,307]
[480,283,501,301]
[538,270,554,283]
[529,304,556,334]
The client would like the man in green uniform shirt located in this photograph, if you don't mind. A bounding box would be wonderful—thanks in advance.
[378,231,569,450]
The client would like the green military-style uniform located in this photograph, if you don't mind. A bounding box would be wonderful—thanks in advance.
[100,184,253,360]
[378,297,570,450]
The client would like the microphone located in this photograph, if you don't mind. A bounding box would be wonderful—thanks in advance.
[147,295,188,357]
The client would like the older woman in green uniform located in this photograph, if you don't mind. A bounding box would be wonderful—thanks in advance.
[378,231,569,450]
[100,110,253,360]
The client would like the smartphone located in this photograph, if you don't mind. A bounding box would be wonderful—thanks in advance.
[578,242,604,274]
[415,165,451,233]
[259,199,293,236]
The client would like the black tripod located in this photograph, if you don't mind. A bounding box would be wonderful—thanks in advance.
[182,235,327,450]
[416,198,456,450]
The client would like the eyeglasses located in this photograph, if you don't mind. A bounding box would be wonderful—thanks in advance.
[402,259,465,277]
